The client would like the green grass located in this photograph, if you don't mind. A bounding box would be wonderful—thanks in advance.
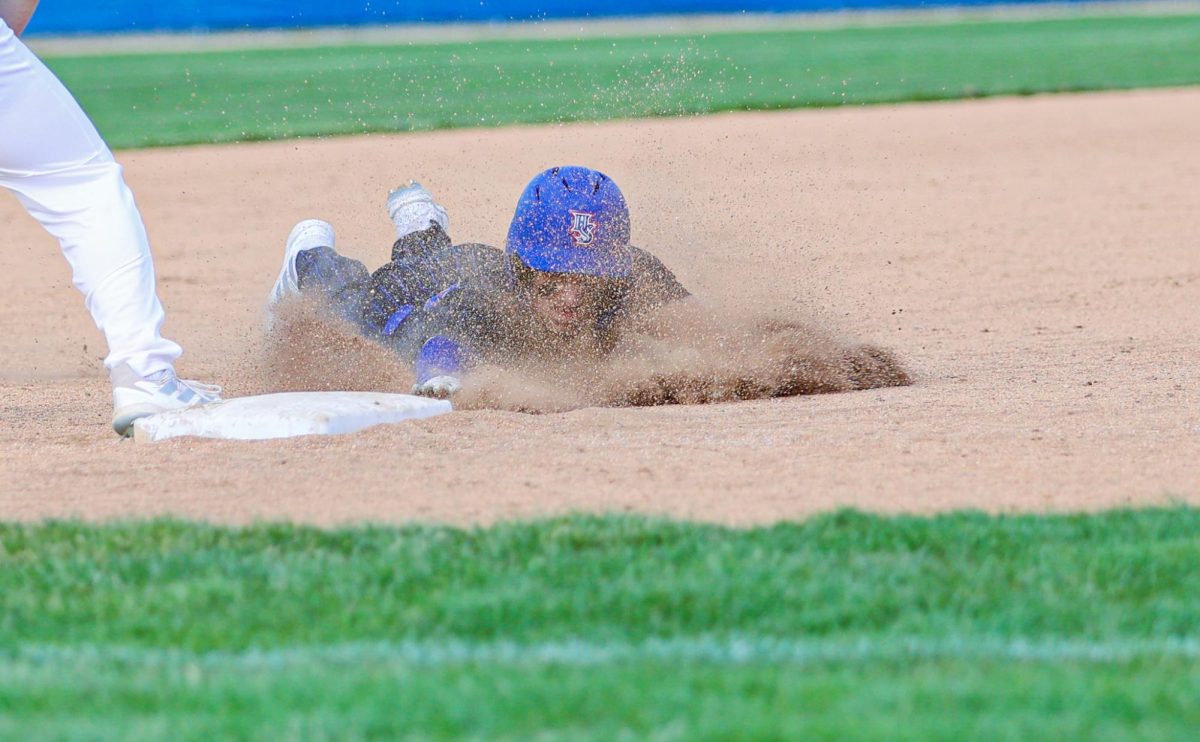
[1,509,1199,738]
[40,13,1200,149]
[5,658,1199,740]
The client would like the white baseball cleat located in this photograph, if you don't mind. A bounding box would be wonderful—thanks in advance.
[110,363,223,437]
[386,181,449,240]
[266,218,336,331]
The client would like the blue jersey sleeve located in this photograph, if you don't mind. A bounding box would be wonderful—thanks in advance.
[414,335,467,384]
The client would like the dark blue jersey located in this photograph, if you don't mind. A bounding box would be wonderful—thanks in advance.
[359,225,507,339]
[359,225,689,381]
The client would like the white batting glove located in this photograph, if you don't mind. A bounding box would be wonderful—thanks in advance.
[412,375,462,399]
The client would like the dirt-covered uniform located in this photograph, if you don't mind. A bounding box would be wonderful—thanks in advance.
[374,225,688,382]
[292,223,689,382]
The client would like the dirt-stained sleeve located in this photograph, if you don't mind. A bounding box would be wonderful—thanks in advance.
[386,284,504,369]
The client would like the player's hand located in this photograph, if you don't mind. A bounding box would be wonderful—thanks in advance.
[412,375,462,399]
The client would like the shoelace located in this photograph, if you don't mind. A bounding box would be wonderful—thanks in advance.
[175,377,223,400]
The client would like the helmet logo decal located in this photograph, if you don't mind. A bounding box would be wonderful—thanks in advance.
[568,210,597,246]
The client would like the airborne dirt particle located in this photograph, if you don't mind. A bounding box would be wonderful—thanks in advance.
[240,297,415,397]
[251,296,910,413]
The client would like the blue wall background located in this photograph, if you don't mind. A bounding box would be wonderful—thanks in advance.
[26,1,1107,35]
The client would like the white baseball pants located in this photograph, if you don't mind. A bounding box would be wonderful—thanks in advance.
[0,18,181,378]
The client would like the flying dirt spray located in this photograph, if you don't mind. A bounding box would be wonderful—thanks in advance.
[252,297,910,413]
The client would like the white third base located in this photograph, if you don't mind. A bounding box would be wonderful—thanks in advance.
[132,391,452,443]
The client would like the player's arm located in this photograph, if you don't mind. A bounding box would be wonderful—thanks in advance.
[388,285,498,398]
[411,336,465,398]
[0,0,40,35]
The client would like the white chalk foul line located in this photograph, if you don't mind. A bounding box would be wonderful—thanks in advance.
[5,635,1200,672]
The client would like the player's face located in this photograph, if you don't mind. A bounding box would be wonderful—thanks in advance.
[526,271,608,335]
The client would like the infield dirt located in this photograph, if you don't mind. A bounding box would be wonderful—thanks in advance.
[1,88,1197,525]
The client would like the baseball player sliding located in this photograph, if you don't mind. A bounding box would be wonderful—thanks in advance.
[267,166,690,398]
[0,1,220,435]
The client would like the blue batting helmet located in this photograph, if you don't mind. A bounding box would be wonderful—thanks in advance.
[505,166,633,278]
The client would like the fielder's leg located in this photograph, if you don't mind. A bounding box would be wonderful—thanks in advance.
[0,19,218,434]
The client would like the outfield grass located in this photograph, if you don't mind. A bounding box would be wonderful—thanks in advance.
[2,509,1198,738]
[40,13,1200,148]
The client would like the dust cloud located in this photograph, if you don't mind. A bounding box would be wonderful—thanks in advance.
[252,296,910,413]
[237,297,415,396]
